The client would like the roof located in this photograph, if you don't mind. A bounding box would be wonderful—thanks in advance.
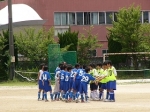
[0,4,46,30]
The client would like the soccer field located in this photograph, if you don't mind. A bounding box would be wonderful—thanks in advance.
[0,83,150,112]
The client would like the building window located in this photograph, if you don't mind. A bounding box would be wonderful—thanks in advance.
[84,12,91,25]
[99,12,105,24]
[143,11,149,23]
[54,13,61,25]
[77,12,83,25]
[106,12,113,24]
[54,12,68,25]
[69,12,75,25]
[61,12,68,25]
[91,12,98,25]
[102,49,108,54]
[89,50,96,57]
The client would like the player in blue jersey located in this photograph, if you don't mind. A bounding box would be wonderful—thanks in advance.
[41,66,53,102]
[59,64,67,100]
[76,67,103,103]
[64,65,72,102]
[53,63,63,101]
[72,64,80,101]
[37,63,45,101]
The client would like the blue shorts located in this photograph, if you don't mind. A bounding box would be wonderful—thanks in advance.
[106,81,116,90]
[38,80,43,90]
[43,82,52,92]
[101,83,107,89]
[60,81,64,90]
[79,82,88,94]
[73,79,80,92]
[63,82,69,92]
[69,79,74,90]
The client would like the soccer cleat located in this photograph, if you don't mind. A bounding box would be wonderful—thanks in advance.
[75,98,79,103]
[45,99,49,102]
[110,100,115,102]
[104,99,111,102]
[38,98,41,101]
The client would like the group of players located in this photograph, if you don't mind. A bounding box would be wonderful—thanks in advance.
[37,60,117,103]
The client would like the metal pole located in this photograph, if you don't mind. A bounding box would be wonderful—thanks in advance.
[8,0,15,80]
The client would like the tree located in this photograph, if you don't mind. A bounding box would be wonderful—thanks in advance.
[0,30,18,80]
[78,26,102,65]
[107,5,150,69]
[58,28,78,51]
[15,27,56,62]
[107,34,127,66]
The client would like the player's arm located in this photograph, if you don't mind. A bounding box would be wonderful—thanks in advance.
[73,71,77,81]
[113,68,117,77]
[37,71,40,81]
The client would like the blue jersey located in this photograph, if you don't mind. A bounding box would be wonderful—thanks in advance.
[76,69,84,80]
[72,68,78,79]
[41,71,51,82]
[64,72,70,82]
[70,69,75,80]
[55,69,61,79]
[81,73,95,84]
[60,70,66,82]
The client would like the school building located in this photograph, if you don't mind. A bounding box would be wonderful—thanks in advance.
[0,0,150,58]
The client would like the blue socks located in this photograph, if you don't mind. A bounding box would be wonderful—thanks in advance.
[106,92,109,99]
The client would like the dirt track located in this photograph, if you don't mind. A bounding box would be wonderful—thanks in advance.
[0,84,150,112]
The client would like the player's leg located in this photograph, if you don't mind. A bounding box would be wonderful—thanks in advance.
[109,80,116,102]
[93,83,99,100]
[84,83,88,102]
[49,86,53,101]
[38,80,43,100]
[104,81,110,102]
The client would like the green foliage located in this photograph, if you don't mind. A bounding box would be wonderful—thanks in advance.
[107,4,150,69]
[58,28,78,51]
[78,26,102,65]
[15,27,56,62]
[0,30,18,81]
[107,34,127,64]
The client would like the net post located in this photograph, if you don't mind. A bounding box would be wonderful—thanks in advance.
[103,53,106,62]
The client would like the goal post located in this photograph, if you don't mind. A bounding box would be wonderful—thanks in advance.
[103,52,150,62]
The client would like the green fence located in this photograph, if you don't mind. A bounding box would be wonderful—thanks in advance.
[48,44,77,80]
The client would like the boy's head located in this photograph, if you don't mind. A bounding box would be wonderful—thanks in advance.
[67,64,72,72]
[43,66,48,71]
[40,63,45,70]
[82,65,87,69]
[85,67,90,73]
[102,62,107,69]
[75,63,80,69]
[96,63,102,69]
[106,60,112,67]
[59,63,63,68]
[60,64,67,70]
[89,63,95,70]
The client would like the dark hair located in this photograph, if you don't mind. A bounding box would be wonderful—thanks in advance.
[67,65,72,71]
[59,63,63,67]
[85,67,90,73]
[43,66,48,71]
[106,60,112,65]
[75,63,80,68]
[60,64,67,70]
[39,63,45,69]
[89,63,95,68]
[97,63,102,67]
[103,62,107,66]
[82,65,87,69]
